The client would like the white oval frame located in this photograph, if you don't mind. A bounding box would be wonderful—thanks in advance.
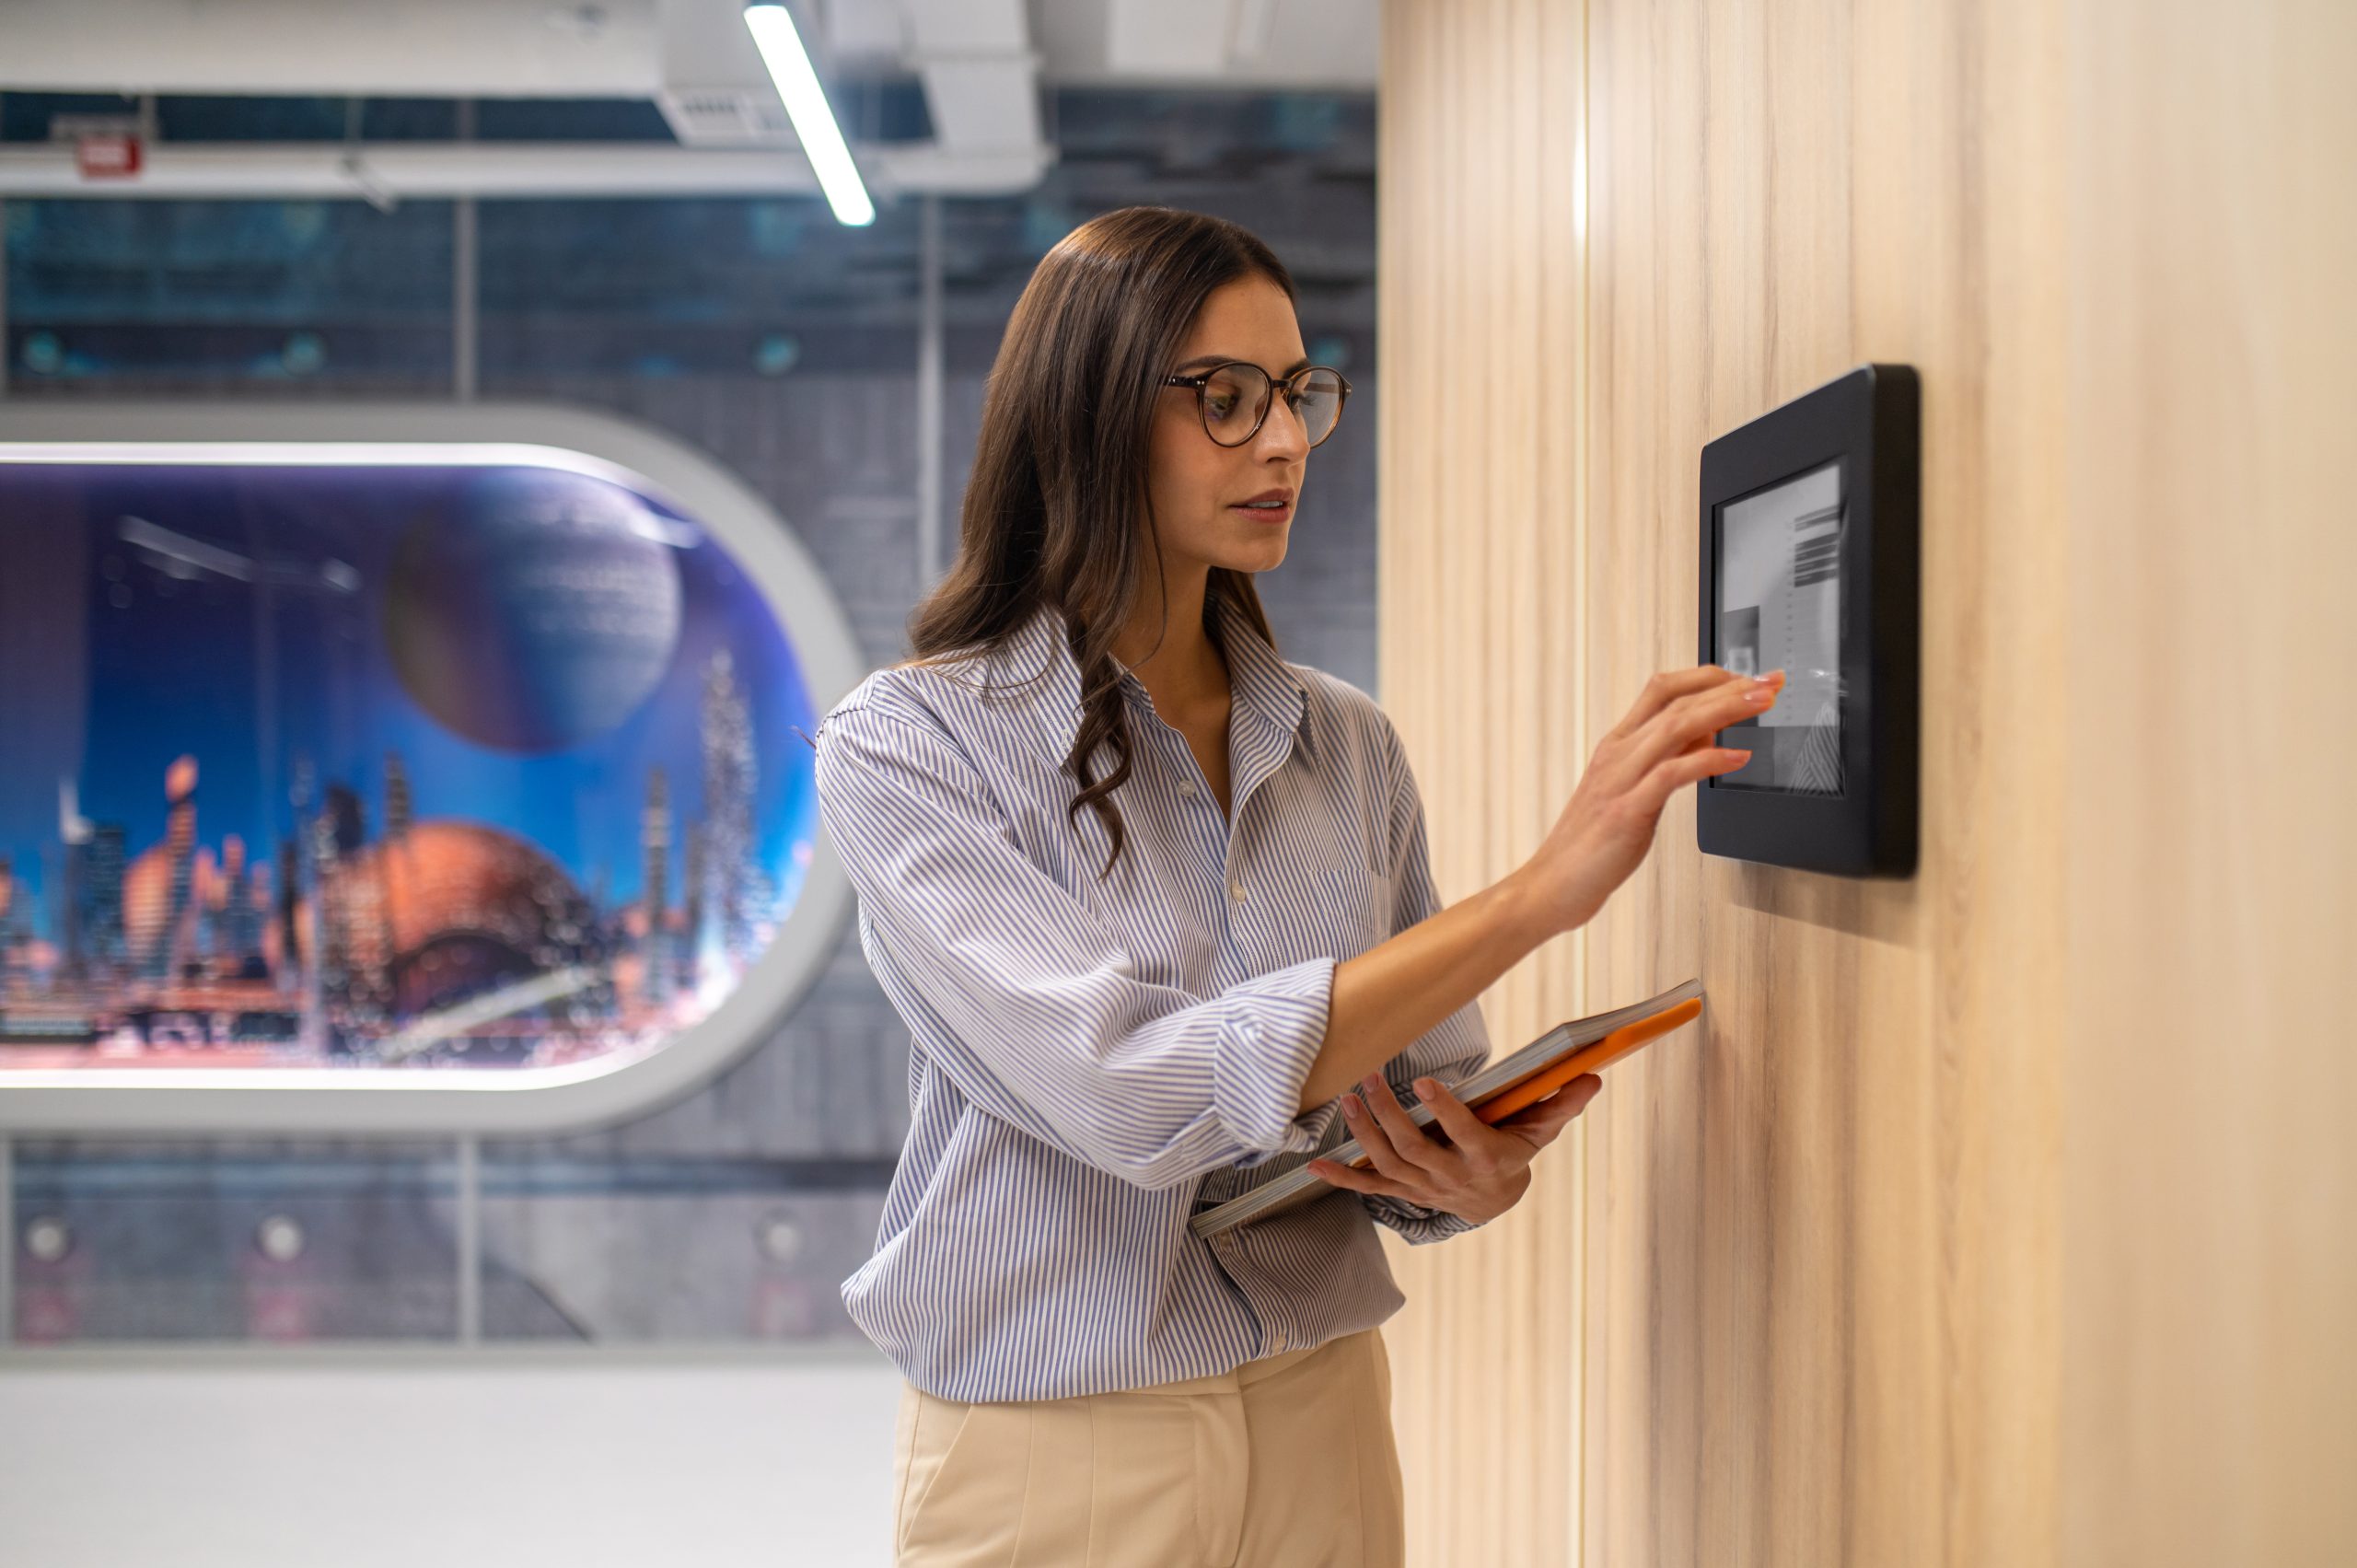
[0,400,863,1135]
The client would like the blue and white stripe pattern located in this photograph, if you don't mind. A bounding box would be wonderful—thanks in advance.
[812,593,1493,1402]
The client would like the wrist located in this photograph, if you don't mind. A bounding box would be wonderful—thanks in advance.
[1446,1167,1532,1226]
[1493,864,1580,947]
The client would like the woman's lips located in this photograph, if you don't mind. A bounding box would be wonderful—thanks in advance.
[1231,500,1294,523]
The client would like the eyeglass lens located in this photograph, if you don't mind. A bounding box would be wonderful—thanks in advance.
[1201,364,1346,447]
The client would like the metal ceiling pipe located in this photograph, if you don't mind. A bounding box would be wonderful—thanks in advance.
[0,141,1053,200]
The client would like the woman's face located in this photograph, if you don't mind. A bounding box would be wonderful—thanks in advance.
[1144,273,1313,581]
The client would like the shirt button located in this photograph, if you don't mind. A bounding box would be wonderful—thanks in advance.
[1179,779,1199,797]
[1228,879,1246,902]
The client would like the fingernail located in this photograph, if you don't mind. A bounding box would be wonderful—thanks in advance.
[1415,1079,1438,1100]
[1747,686,1774,703]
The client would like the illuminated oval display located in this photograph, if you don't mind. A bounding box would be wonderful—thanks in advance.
[0,403,861,1133]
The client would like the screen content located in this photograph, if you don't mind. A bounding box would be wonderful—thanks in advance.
[1714,459,1844,795]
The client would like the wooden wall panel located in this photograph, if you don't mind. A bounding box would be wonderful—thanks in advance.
[1380,1,2351,1564]
[1375,1,1588,1564]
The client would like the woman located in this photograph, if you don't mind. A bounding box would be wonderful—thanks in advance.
[809,205,1781,1566]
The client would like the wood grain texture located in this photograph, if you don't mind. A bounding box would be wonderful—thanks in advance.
[1576,0,2072,1562]
[1375,1,1588,1564]
[1379,1,2351,1563]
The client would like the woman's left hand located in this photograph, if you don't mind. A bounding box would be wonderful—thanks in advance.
[1306,1070,1603,1225]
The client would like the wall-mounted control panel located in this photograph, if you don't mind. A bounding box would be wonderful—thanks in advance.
[1698,363,1919,877]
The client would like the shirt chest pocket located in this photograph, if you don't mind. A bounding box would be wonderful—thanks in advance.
[1239,770,1395,962]
[1305,814,1394,957]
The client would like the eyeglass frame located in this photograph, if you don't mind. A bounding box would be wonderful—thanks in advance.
[1159,360,1354,448]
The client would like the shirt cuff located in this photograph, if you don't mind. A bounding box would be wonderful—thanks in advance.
[1211,953,1343,1167]
[1362,1193,1490,1244]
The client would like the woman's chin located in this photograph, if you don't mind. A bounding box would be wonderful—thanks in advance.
[1220,537,1288,573]
[1224,514,1291,548]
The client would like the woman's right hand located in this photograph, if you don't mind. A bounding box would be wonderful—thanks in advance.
[1515,665,1784,937]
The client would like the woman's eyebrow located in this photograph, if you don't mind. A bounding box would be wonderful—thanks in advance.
[1173,353,1315,377]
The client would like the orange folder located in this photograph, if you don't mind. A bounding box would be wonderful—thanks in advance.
[1467,994,1703,1124]
[1190,978,1705,1237]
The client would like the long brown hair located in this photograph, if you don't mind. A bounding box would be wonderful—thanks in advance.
[889,204,1300,882]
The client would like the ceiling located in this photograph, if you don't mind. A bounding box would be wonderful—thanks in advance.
[0,0,1376,98]
[0,0,1375,200]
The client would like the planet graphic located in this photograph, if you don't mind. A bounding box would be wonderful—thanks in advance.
[384,466,684,752]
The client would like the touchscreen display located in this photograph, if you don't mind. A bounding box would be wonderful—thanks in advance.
[1714,459,1844,795]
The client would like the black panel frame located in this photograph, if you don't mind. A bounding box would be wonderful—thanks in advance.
[1697,362,1919,877]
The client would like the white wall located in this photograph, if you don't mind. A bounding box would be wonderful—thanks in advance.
[0,1347,903,1567]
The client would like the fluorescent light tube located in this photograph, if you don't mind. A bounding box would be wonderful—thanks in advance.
[742,1,876,226]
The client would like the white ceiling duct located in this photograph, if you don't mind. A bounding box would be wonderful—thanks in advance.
[1039,0,1377,88]
[656,0,795,146]
[905,0,1043,156]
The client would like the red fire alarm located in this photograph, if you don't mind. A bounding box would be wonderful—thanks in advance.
[75,133,144,179]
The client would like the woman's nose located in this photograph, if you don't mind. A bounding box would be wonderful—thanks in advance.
[1257,395,1312,458]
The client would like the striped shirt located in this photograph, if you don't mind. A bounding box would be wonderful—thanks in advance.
[811,592,1493,1402]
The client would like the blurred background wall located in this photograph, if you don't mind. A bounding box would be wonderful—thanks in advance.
[0,86,1379,1351]
[0,7,1386,1563]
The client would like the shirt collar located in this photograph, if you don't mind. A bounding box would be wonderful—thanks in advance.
[998,594,1314,769]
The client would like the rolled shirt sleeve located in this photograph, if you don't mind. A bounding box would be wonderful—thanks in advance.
[813,694,1345,1192]
[1357,713,1497,1245]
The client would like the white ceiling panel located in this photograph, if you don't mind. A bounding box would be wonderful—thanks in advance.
[0,0,665,97]
[1105,0,1233,75]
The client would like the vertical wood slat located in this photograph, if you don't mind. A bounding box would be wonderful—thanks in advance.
[1376,1,1586,1563]
[2062,3,2357,1563]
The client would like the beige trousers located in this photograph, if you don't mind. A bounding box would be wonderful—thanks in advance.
[889,1326,1406,1567]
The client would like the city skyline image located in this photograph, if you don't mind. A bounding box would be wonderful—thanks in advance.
[0,458,819,1072]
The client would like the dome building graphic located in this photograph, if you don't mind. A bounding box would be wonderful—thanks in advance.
[291,818,604,1055]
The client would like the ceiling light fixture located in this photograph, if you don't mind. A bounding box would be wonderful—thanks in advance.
[741,2,876,226]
